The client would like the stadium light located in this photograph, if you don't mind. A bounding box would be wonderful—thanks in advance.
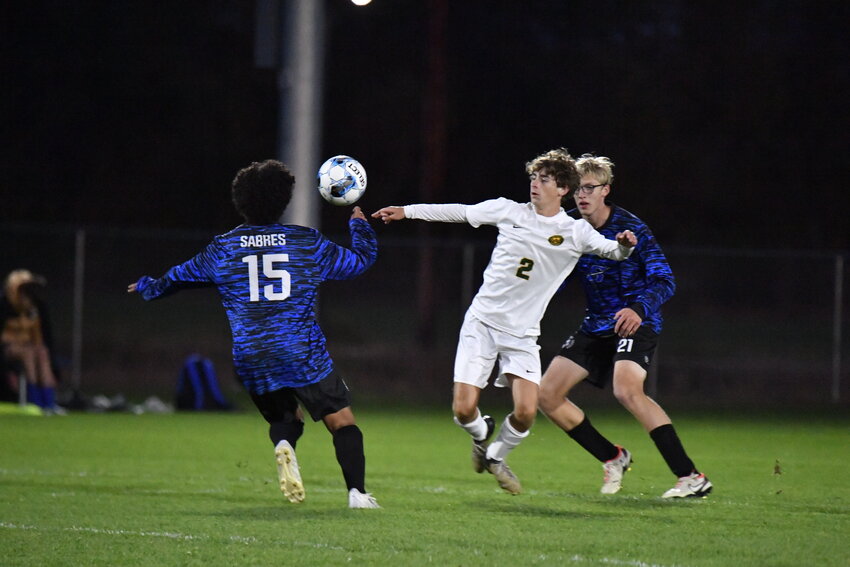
[351,0,372,5]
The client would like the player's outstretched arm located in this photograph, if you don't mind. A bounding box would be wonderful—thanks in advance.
[616,230,637,247]
[125,275,179,301]
[371,206,406,224]
[350,206,366,221]
[127,277,154,295]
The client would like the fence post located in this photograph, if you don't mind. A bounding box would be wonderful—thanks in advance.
[71,228,85,392]
[832,254,844,403]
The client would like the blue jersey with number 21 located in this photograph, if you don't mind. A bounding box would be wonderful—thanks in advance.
[566,204,674,336]
[135,218,378,394]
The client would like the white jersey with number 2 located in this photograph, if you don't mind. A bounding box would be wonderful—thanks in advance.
[404,197,632,337]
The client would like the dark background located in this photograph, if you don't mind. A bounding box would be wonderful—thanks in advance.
[3,0,849,250]
[2,1,848,408]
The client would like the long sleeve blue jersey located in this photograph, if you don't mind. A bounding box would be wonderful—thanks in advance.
[136,218,378,394]
[566,204,675,335]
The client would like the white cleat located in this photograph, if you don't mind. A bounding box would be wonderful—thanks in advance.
[275,440,305,503]
[486,458,522,495]
[662,472,713,499]
[348,488,380,509]
[600,445,632,494]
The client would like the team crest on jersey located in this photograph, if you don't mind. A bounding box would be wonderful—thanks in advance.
[548,235,564,246]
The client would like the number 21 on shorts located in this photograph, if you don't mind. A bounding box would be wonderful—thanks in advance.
[617,338,634,353]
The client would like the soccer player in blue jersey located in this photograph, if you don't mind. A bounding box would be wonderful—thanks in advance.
[128,159,381,508]
[538,154,712,498]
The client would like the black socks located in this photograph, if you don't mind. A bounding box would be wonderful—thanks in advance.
[269,419,304,449]
[567,417,620,462]
[333,424,366,492]
[649,423,696,478]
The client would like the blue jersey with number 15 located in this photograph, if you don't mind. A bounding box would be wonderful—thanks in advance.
[136,218,377,394]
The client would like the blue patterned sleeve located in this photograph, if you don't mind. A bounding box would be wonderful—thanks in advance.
[135,240,222,301]
[319,218,378,281]
[629,227,675,319]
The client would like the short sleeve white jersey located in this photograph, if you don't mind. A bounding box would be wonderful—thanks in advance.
[405,198,632,337]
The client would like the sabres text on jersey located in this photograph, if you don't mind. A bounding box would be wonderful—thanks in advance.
[240,234,287,247]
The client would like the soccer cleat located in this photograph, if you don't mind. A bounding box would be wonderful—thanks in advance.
[662,472,713,499]
[600,445,632,494]
[348,488,380,509]
[472,414,496,473]
[486,458,522,495]
[275,440,305,503]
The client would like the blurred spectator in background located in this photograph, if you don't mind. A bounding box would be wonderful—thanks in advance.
[1,269,65,414]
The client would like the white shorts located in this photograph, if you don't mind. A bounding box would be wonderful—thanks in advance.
[453,311,541,389]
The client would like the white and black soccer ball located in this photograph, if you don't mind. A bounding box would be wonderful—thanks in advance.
[317,155,367,206]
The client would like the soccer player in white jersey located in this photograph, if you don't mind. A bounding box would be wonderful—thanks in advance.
[372,148,637,494]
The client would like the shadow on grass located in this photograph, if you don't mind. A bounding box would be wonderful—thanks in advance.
[460,488,713,520]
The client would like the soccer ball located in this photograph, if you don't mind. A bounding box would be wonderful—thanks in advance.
[317,155,367,206]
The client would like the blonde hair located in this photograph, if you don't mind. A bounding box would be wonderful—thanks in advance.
[3,269,44,311]
[4,269,34,297]
[576,153,614,186]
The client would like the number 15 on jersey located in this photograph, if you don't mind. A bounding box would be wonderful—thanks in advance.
[242,254,290,301]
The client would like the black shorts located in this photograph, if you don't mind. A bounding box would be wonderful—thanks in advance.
[250,372,352,423]
[557,327,659,389]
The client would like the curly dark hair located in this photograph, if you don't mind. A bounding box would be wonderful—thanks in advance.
[231,160,295,225]
[525,148,580,202]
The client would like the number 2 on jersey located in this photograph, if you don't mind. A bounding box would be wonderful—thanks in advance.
[516,257,534,280]
[242,254,290,301]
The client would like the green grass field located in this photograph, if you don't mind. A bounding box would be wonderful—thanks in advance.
[1,405,848,566]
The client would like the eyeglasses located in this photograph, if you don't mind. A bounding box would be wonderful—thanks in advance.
[575,183,606,196]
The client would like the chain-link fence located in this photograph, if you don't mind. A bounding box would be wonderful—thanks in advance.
[3,223,847,409]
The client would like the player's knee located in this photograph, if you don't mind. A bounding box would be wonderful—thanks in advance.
[452,393,480,423]
[613,386,643,409]
[538,384,562,415]
[511,406,536,430]
[323,407,356,433]
[452,401,477,423]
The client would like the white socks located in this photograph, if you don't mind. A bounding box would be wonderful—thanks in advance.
[485,415,529,462]
[454,411,489,442]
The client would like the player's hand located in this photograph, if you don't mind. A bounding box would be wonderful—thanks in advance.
[613,307,642,337]
[616,230,637,247]
[371,206,406,224]
[127,282,138,293]
[350,206,366,221]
